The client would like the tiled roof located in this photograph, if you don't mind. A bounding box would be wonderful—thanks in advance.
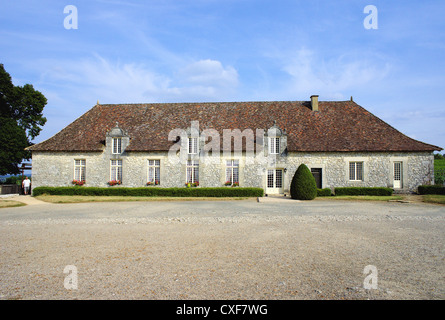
[27,100,442,152]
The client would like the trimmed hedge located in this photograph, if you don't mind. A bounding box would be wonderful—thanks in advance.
[334,187,393,196]
[32,186,264,198]
[417,185,445,195]
[290,164,317,200]
[317,188,332,197]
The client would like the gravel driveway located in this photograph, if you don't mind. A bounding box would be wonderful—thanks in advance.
[0,198,444,300]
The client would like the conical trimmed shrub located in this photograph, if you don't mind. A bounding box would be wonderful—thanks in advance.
[290,164,317,200]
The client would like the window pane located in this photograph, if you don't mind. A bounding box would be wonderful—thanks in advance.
[356,162,363,181]
[267,170,274,188]
[111,160,122,181]
[270,138,280,154]
[74,160,86,181]
[186,160,199,183]
[226,167,232,182]
[233,167,239,183]
[275,169,282,188]
[188,138,198,154]
[275,138,280,154]
[113,138,122,154]
[349,162,356,180]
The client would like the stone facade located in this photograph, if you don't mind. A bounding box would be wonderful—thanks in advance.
[31,149,434,194]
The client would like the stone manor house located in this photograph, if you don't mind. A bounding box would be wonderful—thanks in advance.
[27,96,441,194]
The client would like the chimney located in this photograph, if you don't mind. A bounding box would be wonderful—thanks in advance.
[310,95,319,111]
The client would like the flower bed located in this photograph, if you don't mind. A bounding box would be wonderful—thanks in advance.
[108,180,122,186]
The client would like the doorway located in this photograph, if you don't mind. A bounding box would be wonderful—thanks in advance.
[266,169,284,194]
[393,162,403,189]
[311,168,322,189]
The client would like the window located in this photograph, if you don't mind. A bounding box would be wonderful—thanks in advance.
[74,159,86,181]
[225,160,239,185]
[269,137,280,154]
[110,160,122,181]
[349,162,363,181]
[112,138,122,154]
[186,160,199,183]
[148,160,160,184]
[188,137,198,154]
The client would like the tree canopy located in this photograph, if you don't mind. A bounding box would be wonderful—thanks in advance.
[0,64,47,175]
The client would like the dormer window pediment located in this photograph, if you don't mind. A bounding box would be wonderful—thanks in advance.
[106,122,129,155]
[265,121,287,156]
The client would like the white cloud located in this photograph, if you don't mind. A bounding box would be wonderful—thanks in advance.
[177,59,238,88]
[281,48,391,100]
[35,55,240,105]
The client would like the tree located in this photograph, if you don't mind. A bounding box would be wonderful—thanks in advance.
[0,64,47,175]
[290,164,317,200]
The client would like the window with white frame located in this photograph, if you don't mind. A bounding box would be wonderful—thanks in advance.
[186,160,199,183]
[188,137,198,154]
[112,138,122,154]
[225,160,239,185]
[349,162,364,181]
[74,159,86,181]
[110,160,122,181]
[147,160,160,184]
[269,137,280,154]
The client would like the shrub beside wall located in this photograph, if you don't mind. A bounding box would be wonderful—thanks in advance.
[32,186,264,197]
[334,187,393,196]
[317,188,332,197]
[290,164,318,200]
[417,185,445,195]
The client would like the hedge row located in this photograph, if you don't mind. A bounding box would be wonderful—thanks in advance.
[334,187,393,196]
[32,186,264,197]
[317,188,332,197]
[417,185,445,195]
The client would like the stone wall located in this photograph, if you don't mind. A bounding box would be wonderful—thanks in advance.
[31,150,434,193]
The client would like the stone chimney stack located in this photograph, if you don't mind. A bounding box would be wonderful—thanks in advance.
[310,95,319,111]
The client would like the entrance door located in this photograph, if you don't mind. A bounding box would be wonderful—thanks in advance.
[266,169,284,194]
[393,162,402,189]
[311,168,322,189]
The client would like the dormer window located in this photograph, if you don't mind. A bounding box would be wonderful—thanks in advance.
[265,121,286,156]
[112,138,122,154]
[269,137,280,154]
[188,137,198,154]
[107,122,129,155]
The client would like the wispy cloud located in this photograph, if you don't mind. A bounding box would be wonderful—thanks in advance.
[280,48,391,100]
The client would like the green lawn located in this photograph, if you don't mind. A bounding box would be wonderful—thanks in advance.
[0,200,26,208]
[422,195,445,205]
[315,195,404,202]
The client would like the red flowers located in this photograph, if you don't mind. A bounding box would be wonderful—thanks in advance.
[146,180,160,186]
[72,180,85,186]
[108,180,122,186]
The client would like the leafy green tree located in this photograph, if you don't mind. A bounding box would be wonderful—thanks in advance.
[0,64,47,174]
[290,164,317,200]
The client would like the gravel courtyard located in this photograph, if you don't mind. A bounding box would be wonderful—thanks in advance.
[0,198,444,300]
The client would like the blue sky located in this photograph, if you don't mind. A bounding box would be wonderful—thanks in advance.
[1,0,444,150]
